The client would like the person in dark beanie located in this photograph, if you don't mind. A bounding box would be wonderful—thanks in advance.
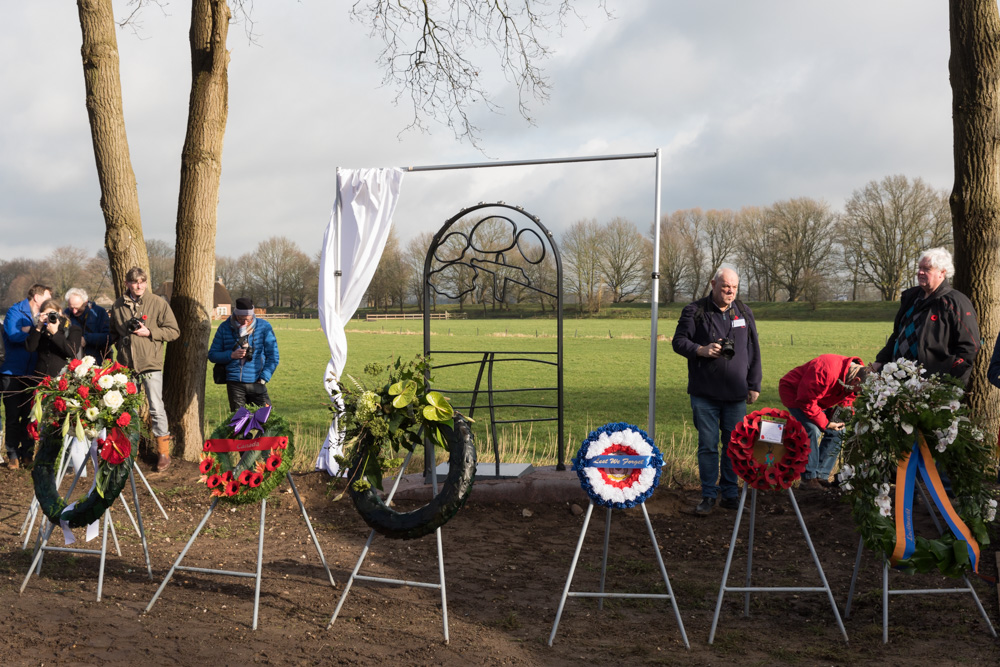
[208,297,279,411]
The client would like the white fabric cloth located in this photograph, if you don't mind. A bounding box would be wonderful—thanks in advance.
[59,431,104,545]
[314,168,403,475]
[68,436,89,478]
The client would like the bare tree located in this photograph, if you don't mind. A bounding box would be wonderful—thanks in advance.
[657,212,689,303]
[678,209,707,299]
[839,175,948,300]
[145,239,175,291]
[562,218,604,313]
[44,246,92,298]
[735,206,779,301]
[703,209,739,277]
[598,217,649,303]
[748,199,837,302]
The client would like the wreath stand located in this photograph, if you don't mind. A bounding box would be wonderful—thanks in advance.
[548,500,690,649]
[144,472,335,631]
[328,449,452,642]
[19,439,169,550]
[708,485,848,644]
[843,480,997,643]
[19,460,155,601]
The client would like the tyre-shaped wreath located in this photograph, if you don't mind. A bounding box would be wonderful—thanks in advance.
[32,430,137,528]
[349,413,476,540]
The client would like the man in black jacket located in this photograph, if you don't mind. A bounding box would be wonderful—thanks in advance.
[673,267,762,515]
[874,247,980,386]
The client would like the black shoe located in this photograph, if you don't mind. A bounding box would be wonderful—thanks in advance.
[695,497,716,516]
[719,497,739,510]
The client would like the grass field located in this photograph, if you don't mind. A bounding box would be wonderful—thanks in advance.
[203,313,892,474]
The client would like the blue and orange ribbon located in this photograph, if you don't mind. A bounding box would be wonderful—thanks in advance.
[890,433,980,574]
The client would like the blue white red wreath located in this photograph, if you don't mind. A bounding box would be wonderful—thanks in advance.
[572,422,663,508]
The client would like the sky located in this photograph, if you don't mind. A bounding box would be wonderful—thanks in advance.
[0,1,953,261]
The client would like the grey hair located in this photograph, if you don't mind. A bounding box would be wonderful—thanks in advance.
[919,247,954,279]
[712,265,740,282]
[65,287,89,303]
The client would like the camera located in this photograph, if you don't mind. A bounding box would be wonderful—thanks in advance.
[236,336,254,362]
[126,316,144,333]
[44,312,59,325]
[719,337,736,360]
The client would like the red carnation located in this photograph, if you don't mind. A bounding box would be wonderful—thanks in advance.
[26,420,40,441]
[265,455,282,472]
[68,359,82,371]
[57,378,68,391]
[248,472,263,488]
[99,428,132,465]
[238,470,253,485]
[224,480,240,496]
[199,457,215,475]
[116,412,131,428]
[77,386,90,399]
[222,471,235,484]
[40,376,52,387]
[53,397,67,412]
[125,382,138,395]
[206,474,223,489]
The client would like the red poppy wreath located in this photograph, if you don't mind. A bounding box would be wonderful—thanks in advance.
[727,407,810,491]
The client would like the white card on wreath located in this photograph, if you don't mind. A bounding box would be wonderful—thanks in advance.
[759,420,784,444]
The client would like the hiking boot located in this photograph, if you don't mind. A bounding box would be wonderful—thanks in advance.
[154,435,172,472]
[719,496,740,510]
[694,497,716,516]
[6,457,19,470]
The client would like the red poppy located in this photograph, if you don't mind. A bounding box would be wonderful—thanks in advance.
[99,427,132,465]
[116,412,131,428]
[265,455,282,472]
[199,457,215,475]
[237,470,253,485]
[57,378,68,391]
[125,382,138,395]
[222,470,235,483]
[248,472,263,488]
[224,480,240,496]
[26,420,40,441]
[68,359,82,371]
[206,474,223,489]
[274,437,289,450]
[77,386,90,399]
[53,397,67,412]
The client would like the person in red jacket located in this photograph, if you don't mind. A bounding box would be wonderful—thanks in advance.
[778,354,868,489]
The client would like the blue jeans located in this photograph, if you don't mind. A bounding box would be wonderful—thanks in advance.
[788,407,843,480]
[691,395,745,500]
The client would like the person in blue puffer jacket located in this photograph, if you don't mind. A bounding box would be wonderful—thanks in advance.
[208,297,279,411]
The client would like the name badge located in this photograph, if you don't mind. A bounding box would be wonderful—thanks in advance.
[733,318,746,328]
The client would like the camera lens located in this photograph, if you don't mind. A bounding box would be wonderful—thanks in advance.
[720,338,736,360]
[46,313,59,324]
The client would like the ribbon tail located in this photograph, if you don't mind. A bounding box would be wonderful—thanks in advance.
[890,442,919,567]
[915,435,981,574]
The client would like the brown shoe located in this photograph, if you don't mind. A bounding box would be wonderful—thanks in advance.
[155,454,171,472]
[803,478,823,490]
[7,457,19,470]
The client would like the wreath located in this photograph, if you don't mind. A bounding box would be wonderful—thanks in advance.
[728,407,810,491]
[199,405,294,505]
[29,358,144,527]
[334,356,477,540]
[841,359,997,577]
[572,423,662,508]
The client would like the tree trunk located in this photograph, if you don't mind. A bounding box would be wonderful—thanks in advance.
[163,0,231,460]
[77,0,148,296]
[949,0,1000,434]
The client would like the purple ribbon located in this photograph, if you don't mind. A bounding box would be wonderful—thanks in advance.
[228,404,272,437]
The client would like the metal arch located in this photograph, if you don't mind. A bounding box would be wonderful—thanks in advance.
[423,202,565,474]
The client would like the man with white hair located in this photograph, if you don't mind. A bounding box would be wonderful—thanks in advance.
[874,247,980,385]
[64,287,111,363]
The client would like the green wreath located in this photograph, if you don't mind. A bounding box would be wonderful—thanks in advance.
[841,359,997,577]
[33,426,138,528]
[200,407,294,505]
[349,414,476,540]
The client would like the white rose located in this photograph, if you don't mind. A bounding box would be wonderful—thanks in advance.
[85,406,100,420]
[102,390,124,411]
[74,363,91,378]
[112,373,129,386]
[98,375,115,390]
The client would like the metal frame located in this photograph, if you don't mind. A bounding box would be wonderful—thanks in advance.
[708,485,848,644]
[843,480,996,643]
[144,474,336,631]
[548,500,689,648]
[19,464,154,601]
[328,449,451,642]
[405,150,663,473]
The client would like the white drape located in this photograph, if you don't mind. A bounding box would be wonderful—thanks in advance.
[314,168,404,475]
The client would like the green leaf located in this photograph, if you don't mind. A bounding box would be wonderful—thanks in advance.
[389,380,417,408]
[61,413,71,438]
[422,391,455,422]
[952,540,971,567]
[74,415,85,443]
[31,394,43,424]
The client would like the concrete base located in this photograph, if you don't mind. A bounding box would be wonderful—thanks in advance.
[436,462,534,480]
[392,465,587,504]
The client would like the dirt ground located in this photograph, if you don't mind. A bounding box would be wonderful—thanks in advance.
[1,460,998,666]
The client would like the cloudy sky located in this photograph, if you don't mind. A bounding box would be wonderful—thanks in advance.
[1,1,952,261]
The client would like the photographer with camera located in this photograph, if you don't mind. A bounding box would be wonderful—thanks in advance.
[110,267,179,472]
[26,299,83,378]
[208,297,279,412]
[673,267,761,516]
[2,283,52,468]
[779,355,868,490]
[64,287,111,363]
